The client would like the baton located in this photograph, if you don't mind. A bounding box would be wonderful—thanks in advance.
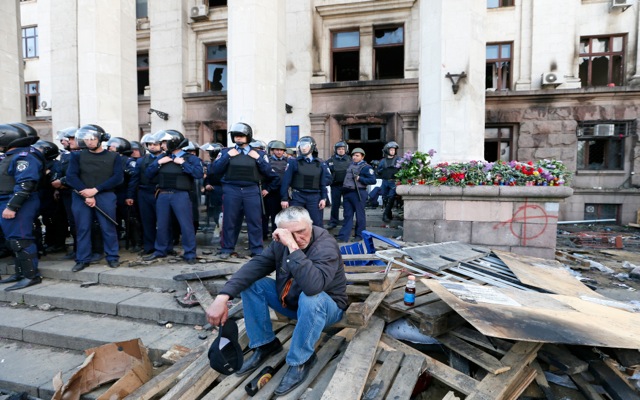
[73,189,119,226]
[353,173,363,203]
[258,182,266,215]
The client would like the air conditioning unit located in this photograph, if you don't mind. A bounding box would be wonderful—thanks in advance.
[541,72,564,86]
[611,0,635,9]
[593,124,615,136]
[190,5,209,21]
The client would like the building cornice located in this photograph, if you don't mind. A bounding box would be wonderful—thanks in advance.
[315,0,417,18]
[486,86,640,103]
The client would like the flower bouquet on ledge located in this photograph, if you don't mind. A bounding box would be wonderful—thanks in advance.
[394,150,572,186]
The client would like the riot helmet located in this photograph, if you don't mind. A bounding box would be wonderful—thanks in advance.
[250,139,266,151]
[131,140,146,157]
[229,122,253,143]
[75,124,110,150]
[106,137,132,156]
[158,129,188,152]
[10,123,39,145]
[0,124,28,152]
[202,142,223,159]
[183,140,200,155]
[141,133,162,154]
[334,141,349,155]
[56,127,78,141]
[383,141,399,157]
[33,140,60,161]
[296,136,316,157]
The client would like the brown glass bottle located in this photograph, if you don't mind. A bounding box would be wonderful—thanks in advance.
[404,275,416,306]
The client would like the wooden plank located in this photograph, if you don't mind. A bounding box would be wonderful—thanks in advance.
[443,392,461,400]
[321,316,386,400]
[369,269,397,292]
[379,334,478,396]
[530,361,555,400]
[186,280,216,310]
[346,284,371,297]
[570,372,606,400]
[384,355,426,400]
[362,350,404,400]
[449,326,512,355]
[346,270,401,326]
[382,278,431,305]
[437,333,510,375]
[345,272,385,285]
[303,349,345,400]
[538,344,588,375]
[159,356,219,400]
[466,341,542,400]
[503,365,537,400]
[588,360,640,400]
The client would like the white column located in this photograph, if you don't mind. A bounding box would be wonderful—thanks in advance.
[0,0,25,121]
[419,0,486,162]
[76,0,137,138]
[148,0,188,134]
[228,0,286,139]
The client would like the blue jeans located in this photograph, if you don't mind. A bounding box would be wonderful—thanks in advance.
[241,277,344,366]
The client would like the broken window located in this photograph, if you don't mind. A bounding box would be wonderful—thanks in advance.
[22,26,38,58]
[332,30,360,82]
[137,53,149,96]
[487,0,514,8]
[576,121,631,170]
[25,81,39,117]
[484,126,513,162]
[486,43,511,90]
[579,35,625,87]
[374,26,404,80]
[584,203,619,222]
[206,44,227,92]
[343,124,386,162]
[136,0,148,19]
[208,0,227,6]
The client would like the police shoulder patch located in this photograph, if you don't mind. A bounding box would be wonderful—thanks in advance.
[369,168,374,175]
[16,160,29,172]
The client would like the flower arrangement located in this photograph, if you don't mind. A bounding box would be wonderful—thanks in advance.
[394,150,572,186]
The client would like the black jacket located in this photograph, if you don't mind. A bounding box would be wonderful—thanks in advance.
[220,226,348,311]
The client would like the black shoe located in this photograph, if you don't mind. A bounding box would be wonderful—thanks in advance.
[107,260,120,268]
[129,246,142,253]
[63,251,76,260]
[0,274,23,284]
[235,338,283,376]
[274,354,317,396]
[185,258,197,265]
[72,262,89,272]
[382,215,391,223]
[142,253,166,261]
[4,276,42,291]
[89,253,104,264]
[326,223,337,230]
[167,250,179,256]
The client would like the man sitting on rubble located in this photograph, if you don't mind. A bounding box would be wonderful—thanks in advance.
[206,206,347,395]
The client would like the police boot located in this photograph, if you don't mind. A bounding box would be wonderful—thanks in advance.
[5,240,42,291]
[0,257,23,284]
[382,198,395,223]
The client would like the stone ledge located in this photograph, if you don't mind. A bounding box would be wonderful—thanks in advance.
[396,184,573,200]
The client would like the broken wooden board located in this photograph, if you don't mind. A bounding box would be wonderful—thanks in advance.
[345,270,401,326]
[424,279,640,348]
[493,249,605,298]
[436,333,510,375]
[172,264,242,281]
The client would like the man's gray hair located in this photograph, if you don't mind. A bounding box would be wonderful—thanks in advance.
[275,206,313,227]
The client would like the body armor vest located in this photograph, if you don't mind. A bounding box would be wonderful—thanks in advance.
[0,153,18,193]
[158,155,194,191]
[291,159,322,190]
[79,150,117,188]
[379,157,399,180]
[224,153,262,183]
[343,163,367,190]
[139,155,159,187]
[269,157,288,177]
[330,156,350,185]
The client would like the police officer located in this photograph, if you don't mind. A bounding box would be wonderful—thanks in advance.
[326,141,351,230]
[264,140,288,235]
[107,137,138,249]
[336,148,376,242]
[280,136,330,228]
[66,124,123,272]
[0,124,43,290]
[182,141,205,233]
[202,142,223,237]
[378,141,400,222]
[142,130,203,264]
[52,127,79,259]
[212,122,278,259]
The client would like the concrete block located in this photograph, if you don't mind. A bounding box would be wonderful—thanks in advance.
[99,264,187,291]
[403,220,435,243]
[404,199,444,220]
[445,200,513,222]
[0,305,59,340]
[118,291,206,325]
[22,281,142,315]
[434,220,472,243]
[461,185,500,197]
[471,221,523,247]
[510,246,556,260]
[38,260,101,282]
[0,279,56,304]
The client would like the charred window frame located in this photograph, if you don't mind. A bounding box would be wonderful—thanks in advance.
[576,121,632,170]
[206,44,227,92]
[484,126,513,162]
[487,0,514,8]
[25,81,39,117]
[208,0,227,6]
[584,203,620,223]
[579,35,625,87]
[486,42,512,90]
[22,26,38,59]
[332,30,360,82]
[136,0,148,19]
[137,53,149,96]
[343,124,385,143]
[374,26,404,80]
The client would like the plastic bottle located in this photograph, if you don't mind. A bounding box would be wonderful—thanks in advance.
[245,366,275,396]
[404,275,416,306]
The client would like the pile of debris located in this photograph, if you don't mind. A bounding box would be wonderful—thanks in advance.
[53,241,640,400]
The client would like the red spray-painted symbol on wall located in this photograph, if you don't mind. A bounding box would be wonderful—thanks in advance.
[493,200,557,246]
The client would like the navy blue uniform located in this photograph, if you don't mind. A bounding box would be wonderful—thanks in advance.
[326,154,351,228]
[336,161,376,241]
[212,146,278,256]
[0,148,43,285]
[145,150,203,260]
[280,156,330,228]
[128,152,161,254]
[204,161,222,232]
[66,150,123,265]
[263,155,287,235]
[377,156,400,221]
